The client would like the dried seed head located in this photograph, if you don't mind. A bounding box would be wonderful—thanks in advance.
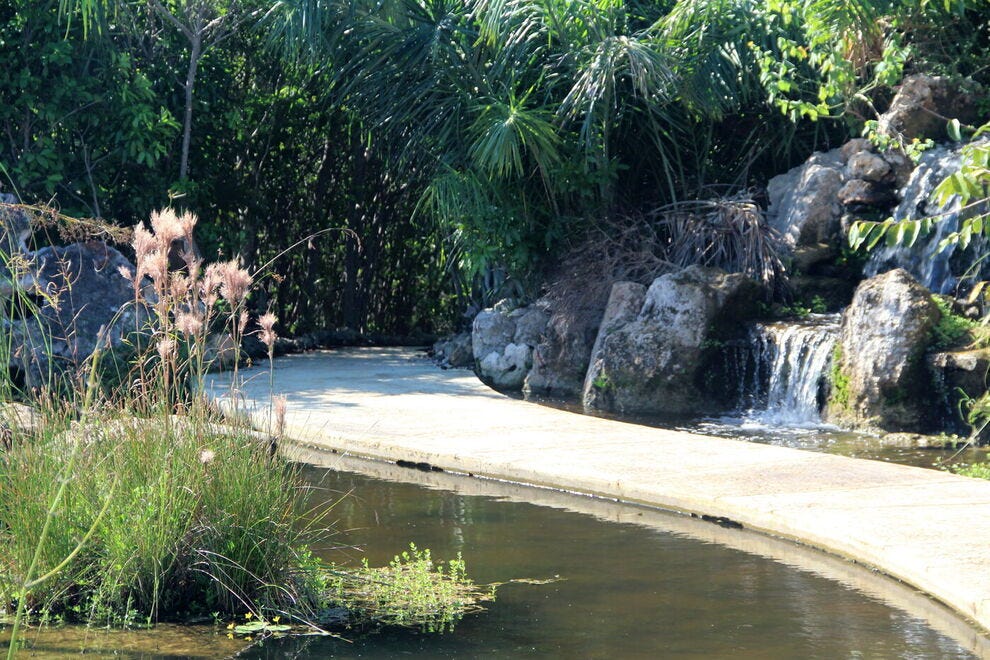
[273,395,287,438]
[202,263,223,307]
[177,210,197,243]
[257,312,277,349]
[238,309,249,334]
[169,273,191,304]
[176,311,204,337]
[198,448,215,464]
[132,223,156,261]
[150,208,185,249]
[156,337,177,361]
[219,260,252,305]
[117,264,134,281]
[145,250,169,289]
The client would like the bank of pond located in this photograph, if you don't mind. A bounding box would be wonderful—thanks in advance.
[2,443,990,658]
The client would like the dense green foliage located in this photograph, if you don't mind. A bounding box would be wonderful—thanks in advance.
[5,0,989,331]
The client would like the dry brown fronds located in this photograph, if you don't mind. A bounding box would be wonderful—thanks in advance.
[4,202,131,245]
[545,190,787,329]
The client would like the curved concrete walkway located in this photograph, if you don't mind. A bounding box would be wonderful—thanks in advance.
[206,347,990,635]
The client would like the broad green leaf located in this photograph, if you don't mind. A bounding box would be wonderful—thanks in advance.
[948,118,962,142]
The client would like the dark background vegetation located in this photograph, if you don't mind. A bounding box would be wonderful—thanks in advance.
[2,0,988,336]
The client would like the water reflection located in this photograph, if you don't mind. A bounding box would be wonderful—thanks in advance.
[244,452,989,659]
[5,453,987,659]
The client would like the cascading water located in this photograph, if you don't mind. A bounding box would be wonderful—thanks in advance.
[731,314,841,427]
[864,145,987,294]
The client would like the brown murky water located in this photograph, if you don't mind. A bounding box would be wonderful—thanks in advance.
[4,453,989,659]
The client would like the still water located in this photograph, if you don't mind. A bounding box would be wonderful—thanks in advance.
[5,452,988,659]
[247,453,988,659]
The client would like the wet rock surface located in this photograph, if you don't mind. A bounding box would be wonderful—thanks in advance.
[826,269,940,432]
[583,266,760,415]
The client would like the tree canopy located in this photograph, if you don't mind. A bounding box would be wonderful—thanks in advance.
[2,0,987,333]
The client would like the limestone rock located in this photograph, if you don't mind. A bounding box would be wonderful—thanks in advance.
[929,349,990,430]
[523,306,602,397]
[581,281,647,405]
[929,349,990,400]
[478,341,531,389]
[837,179,897,208]
[846,151,892,184]
[0,201,30,259]
[472,302,547,390]
[877,74,981,141]
[766,149,845,267]
[432,332,473,369]
[7,241,150,388]
[826,269,940,431]
[472,307,517,362]
[840,138,874,163]
[881,149,915,188]
[512,306,549,346]
[583,266,759,415]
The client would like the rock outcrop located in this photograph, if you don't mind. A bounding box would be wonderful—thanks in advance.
[7,241,150,388]
[583,266,760,415]
[877,74,982,142]
[432,332,473,369]
[523,306,603,397]
[826,269,940,431]
[472,302,548,389]
[766,150,845,271]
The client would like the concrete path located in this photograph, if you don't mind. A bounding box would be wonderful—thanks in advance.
[206,347,990,635]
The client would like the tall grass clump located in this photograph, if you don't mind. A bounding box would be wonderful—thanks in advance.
[0,420,316,624]
[0,206,489,644]
[0,208,322,626]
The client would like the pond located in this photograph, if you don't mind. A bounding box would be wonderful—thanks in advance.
[521,392,990,471]
[261,451,988,658]
[4,450,988,658]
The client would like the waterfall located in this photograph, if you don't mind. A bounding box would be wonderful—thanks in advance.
[734,314,840,427]
[864,145,987,294]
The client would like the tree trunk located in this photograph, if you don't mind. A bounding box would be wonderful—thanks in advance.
[179,34,202,182]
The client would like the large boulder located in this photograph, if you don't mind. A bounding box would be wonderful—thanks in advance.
[583,266,760,415]
[928,349,990,432]
[581,281,647,406]
[524,305,603,397]
[877,75,982,142]
[825,269,940,431]
[472,302,548,390]
[0,202,33,298]
[6,241,150,388]
[766,150,845,271]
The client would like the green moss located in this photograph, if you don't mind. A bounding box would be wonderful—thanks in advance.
[931,296,978,351]
[828,344,850,410]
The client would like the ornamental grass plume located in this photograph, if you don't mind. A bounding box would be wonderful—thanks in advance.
[219,259,252,306]
[149,208,185,248]
[175,311,204,338]
[257,312,278,350]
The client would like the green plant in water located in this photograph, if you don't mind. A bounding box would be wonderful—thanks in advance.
[325,544,493,633]
[0,206,491,649]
